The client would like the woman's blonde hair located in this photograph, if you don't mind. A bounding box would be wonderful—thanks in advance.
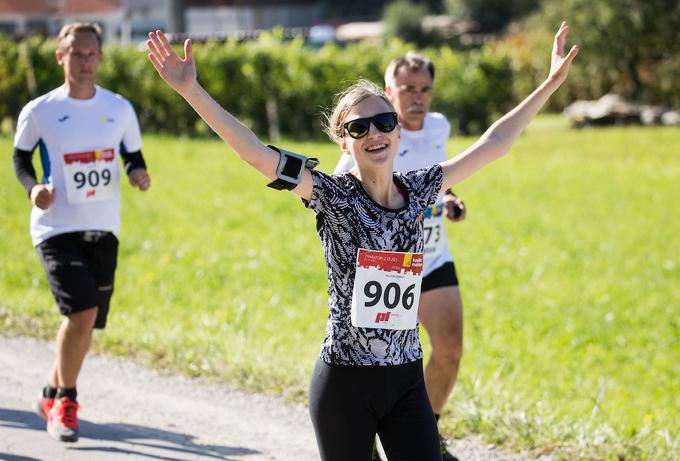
[323,79,395,144]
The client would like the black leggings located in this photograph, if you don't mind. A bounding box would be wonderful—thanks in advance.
[308,358,441,461]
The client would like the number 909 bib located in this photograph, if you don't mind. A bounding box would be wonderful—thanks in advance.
[63,148,116,204]
[351,248,424,330]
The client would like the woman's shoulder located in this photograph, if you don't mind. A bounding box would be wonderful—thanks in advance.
[308,169,356,201]
[397,164,442,186]
[396,164,443,208]
[313,169,355,187]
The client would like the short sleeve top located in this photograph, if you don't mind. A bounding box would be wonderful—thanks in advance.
[304,164,443,365]
[14,85,142,246]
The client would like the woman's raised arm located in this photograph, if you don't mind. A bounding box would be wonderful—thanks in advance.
[439,22,579,190]
[146,30,313,200]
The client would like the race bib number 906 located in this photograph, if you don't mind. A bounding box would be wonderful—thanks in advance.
[63,149,116,204]
[351,248,423,330]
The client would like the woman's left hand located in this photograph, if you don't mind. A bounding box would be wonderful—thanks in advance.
[147,30,197,97]
[548,21,579,85]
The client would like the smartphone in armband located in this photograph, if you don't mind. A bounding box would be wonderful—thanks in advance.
[266,145,319,191]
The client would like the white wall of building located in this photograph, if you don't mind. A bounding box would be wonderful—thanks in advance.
[186,3,322,35]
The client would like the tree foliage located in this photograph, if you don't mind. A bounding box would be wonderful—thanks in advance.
[382,0,437,47]
[496,0,680,107]
[1,34,514,138]
[446,0,541,32]
[540,0,680,102]
[320,0,444,18]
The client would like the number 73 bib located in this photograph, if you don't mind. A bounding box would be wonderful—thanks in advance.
[63,148,116,204]
[351,248,424,330]
[423,204,447,261]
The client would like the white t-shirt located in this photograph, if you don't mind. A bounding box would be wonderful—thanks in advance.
[334,112,453,277]
[14,85,143,246]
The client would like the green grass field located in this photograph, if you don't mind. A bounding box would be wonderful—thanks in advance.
[1,116,678,460]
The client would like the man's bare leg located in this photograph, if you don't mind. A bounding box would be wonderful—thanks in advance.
[419,286,463,414]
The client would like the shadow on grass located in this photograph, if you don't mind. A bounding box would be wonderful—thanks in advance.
[0,407,259,460]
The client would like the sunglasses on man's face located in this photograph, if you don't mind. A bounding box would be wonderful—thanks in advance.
[342,112,399,139]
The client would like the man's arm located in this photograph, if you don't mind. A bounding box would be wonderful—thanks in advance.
[120,149,146,175]
[12,148,38,197]
[13,147,55,209]
[120,149,150,191]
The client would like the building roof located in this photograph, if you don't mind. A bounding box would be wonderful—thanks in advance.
[0,0,123,14]
[184,0,317,6]
[63,0,123,14]
[0,0,46,14]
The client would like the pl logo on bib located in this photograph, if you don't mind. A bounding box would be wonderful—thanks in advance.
[351,248,423,330]
[63,148,116,204]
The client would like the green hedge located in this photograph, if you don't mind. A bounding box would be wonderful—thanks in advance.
[1,32,514,138]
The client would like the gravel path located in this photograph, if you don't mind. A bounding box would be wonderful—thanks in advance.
[0,335,546,460]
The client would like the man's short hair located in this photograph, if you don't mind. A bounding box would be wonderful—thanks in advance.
[384,52,435,87]
[57,22,102,51]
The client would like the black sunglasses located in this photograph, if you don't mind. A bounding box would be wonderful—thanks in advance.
[342,112,399,139]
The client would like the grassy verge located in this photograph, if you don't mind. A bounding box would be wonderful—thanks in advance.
[1,115,678,460]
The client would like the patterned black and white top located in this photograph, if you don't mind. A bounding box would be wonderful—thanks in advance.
[304,164,443,365]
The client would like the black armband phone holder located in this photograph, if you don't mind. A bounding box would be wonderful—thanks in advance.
[266,145,319,191]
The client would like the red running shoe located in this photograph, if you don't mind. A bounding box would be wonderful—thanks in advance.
[47,396,79,442]
[32,395,54,422]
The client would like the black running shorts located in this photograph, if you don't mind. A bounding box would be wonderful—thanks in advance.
[421,261,459,292]
[36,231,118,329]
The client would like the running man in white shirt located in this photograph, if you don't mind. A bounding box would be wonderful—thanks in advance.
[12,22,150,443]
[334,52,465,460]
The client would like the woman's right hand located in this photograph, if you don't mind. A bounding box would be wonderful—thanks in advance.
[147,30,196,96]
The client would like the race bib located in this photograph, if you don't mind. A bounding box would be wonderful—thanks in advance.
[351,248,423,330]
[63,148,116,204]
[423,204,447,262]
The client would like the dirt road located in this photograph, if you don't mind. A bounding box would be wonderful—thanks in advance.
[0,335,544,461]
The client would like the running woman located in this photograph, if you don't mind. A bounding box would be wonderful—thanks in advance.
[335,52,467,460]
[13,23,150,442]
[146,22,577,460]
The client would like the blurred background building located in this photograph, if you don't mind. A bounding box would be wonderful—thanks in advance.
[0,0,125,42]
[0,0,327,43]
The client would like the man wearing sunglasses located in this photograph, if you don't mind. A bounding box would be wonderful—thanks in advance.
[334,52,465,461]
